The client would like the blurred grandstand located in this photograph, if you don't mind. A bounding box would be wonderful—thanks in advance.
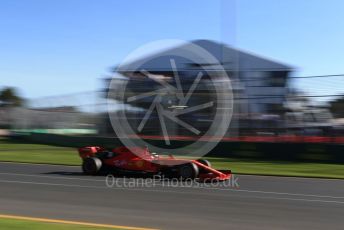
[1,40,343,142]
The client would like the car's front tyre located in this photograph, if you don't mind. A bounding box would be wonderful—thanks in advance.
[179,163,199,179]
[82,157,102,175]
[196,159,212,174]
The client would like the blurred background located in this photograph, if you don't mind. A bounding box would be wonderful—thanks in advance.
[1,0,344,162]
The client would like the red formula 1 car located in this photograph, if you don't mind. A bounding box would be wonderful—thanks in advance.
[78,146,231,181]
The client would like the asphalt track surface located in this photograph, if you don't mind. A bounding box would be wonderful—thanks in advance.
[0,162,344,230]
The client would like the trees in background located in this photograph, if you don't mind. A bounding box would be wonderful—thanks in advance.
[329,97,344,118]
[0,87,25,107]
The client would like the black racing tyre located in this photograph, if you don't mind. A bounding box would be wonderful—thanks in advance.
[179,163,199,179]
[196,159,212,174]
[82,157,102,175]
[197,159,211,168]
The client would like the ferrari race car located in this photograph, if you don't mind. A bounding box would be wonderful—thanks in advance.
[78,146,231,181]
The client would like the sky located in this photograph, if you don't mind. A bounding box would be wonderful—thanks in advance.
[0,0,344,100]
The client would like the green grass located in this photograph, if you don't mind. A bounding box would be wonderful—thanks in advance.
[0,218,128,230]
[1,139,344,179]
[205,157,344,179]
[0,140,80,165]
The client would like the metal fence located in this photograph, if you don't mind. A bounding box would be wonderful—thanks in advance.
[2,74,344,138]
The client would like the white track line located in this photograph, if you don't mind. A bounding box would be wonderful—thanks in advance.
[1,178,344,205]
[0,179,343,205]
[208,187,344,200]
[1,172,344,200]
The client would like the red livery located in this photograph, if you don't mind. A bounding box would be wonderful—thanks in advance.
[78,146,231,181]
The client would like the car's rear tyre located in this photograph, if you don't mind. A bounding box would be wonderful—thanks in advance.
[179,163,199,179]
[82,157,102,175]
